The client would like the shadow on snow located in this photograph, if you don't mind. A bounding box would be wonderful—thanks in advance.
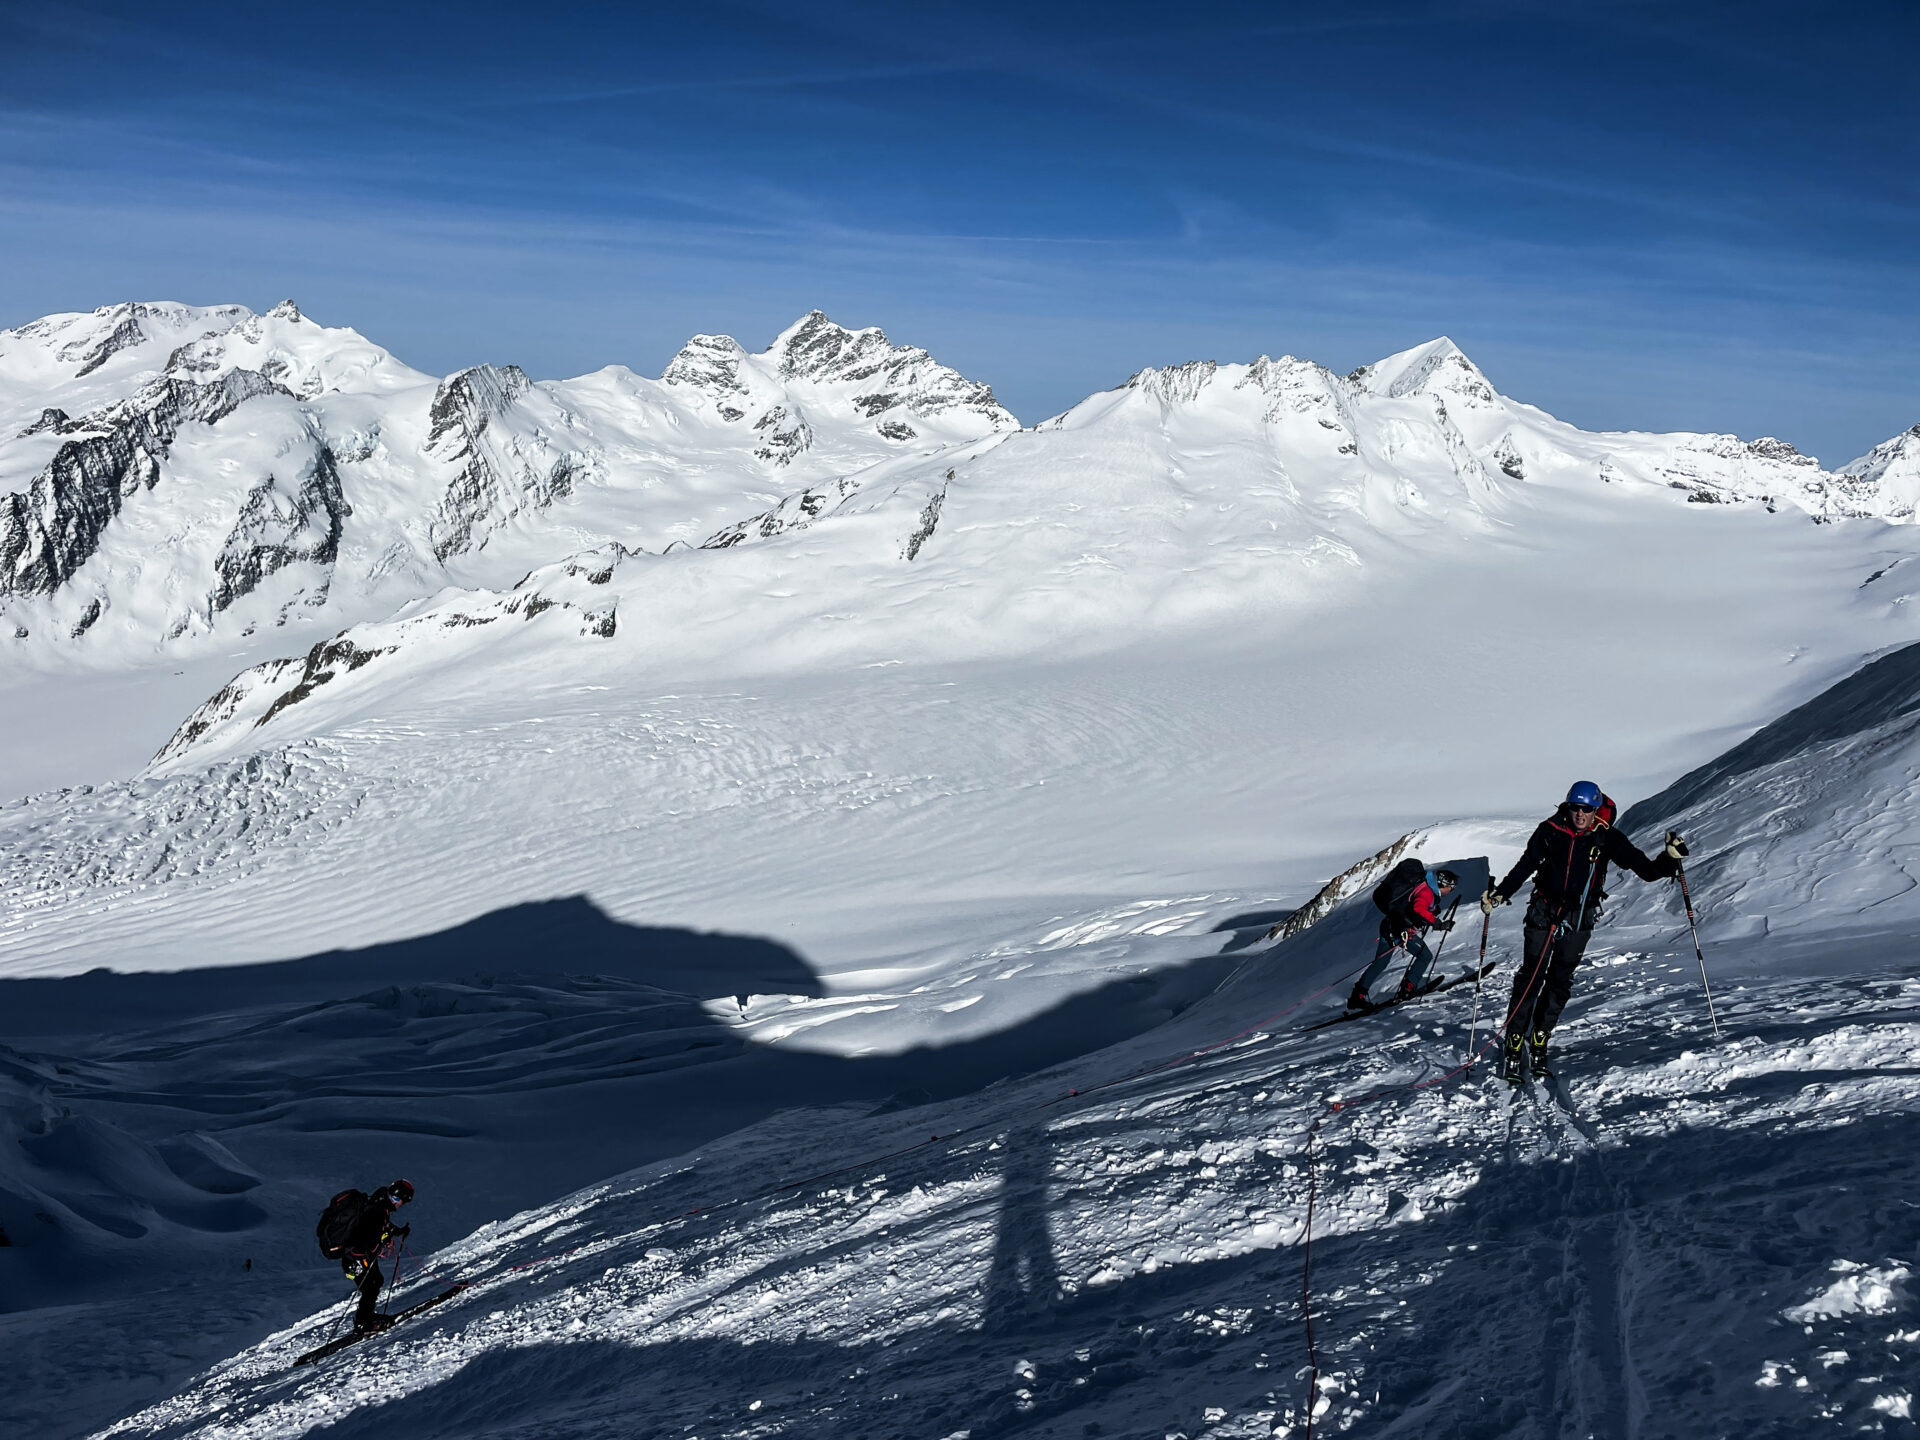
[299,1101,1920,1440]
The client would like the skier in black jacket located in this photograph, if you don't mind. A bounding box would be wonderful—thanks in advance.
[1481,781,1687,1080]
[335,1180,414,1333]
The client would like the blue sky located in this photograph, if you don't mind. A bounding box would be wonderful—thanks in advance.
[2,0,1914,461]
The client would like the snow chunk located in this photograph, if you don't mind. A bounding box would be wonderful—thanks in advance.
[1783,1262,1910,1323]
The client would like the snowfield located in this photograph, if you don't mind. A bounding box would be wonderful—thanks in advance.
[1,302,1917,1438]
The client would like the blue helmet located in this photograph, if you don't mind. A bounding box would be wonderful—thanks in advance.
[1565,780,1603,810]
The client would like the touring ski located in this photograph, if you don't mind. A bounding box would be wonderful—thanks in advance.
[1539,1071,1600,1143]
[1503,1073,1570,1154]
[1501,1075,1533,1159]
[293,1282,469,1367]
[1302,961,1499,1032]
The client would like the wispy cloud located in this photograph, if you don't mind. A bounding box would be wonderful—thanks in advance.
[472,62,965,109]
[1,0,1913,462]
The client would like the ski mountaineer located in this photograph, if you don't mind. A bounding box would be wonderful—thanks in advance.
[1481,781,1687,1080]
[1349,867,1459,1011]
[317,1179,414,1334]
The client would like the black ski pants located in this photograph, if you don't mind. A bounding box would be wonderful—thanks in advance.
[345,1256,385,1330]
[1358,925,1435,995]
[1503,895,1594,1045]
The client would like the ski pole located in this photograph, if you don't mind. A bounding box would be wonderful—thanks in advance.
[1429,894,1462,970]
[1675,864,1723,1040]
[1465,907,1490,1071]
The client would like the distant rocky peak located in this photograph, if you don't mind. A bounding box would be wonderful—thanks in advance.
[5,300,258,381]
[771,310,895,382]
[662,333,751,395]
[1123,355,1345,413]
[1125,361,1221,405]
[1842,424,1920,483]
[1239,355,1355,431]
[57,303,150,378]
[269,299,304,323]
[428,363,532,450]
[1243,354,1343,396]
[1747,436,1817,467]
[1350,337,1497,405]
[762,311,1014,428]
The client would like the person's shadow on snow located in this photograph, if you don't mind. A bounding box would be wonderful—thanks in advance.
[981,1122,1062,1324]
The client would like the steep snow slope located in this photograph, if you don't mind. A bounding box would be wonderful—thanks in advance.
[72,640,1920,1440]
[1835,424,1920,522]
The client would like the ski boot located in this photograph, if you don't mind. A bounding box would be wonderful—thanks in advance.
[1346,983,1371,1013]
[354,1313,397,1336]
[1397,975,1442,1003]
[1527,1030,1552,1079]
[1497,1031,1527,1086]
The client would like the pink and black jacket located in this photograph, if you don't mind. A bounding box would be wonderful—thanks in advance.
[1497,797,1675,926]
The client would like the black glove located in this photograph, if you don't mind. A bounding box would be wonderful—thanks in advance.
[1479,885,1507,915]
[1429,918,1455,933]
[1664,830,1689,861]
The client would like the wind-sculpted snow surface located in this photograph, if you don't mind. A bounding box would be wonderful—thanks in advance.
[86,880,1920,1440]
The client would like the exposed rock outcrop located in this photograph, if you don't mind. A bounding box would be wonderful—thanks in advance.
[0,368,287,598]
[211,444,352,614]
[427,364,590,560]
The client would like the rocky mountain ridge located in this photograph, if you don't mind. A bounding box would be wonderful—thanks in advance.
[7,304,1919,744]
[0,302,1015,654]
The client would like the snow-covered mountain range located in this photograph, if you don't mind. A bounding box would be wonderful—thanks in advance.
[4,301,1917,672]
[0,302,1012,653]
[6,297,1920,976]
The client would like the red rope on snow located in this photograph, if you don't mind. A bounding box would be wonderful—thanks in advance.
[1061,958,1374,1104]
[1292,913,1564,1429]
[1300,1119,1323,1440]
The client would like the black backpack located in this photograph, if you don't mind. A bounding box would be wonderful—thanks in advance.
[317,1188,369,1259]
[1371,857,1427,921]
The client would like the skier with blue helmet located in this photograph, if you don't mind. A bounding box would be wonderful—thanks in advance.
[1481,781,1687,1081]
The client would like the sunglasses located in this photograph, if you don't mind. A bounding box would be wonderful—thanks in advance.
[1569,804,1596,814]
